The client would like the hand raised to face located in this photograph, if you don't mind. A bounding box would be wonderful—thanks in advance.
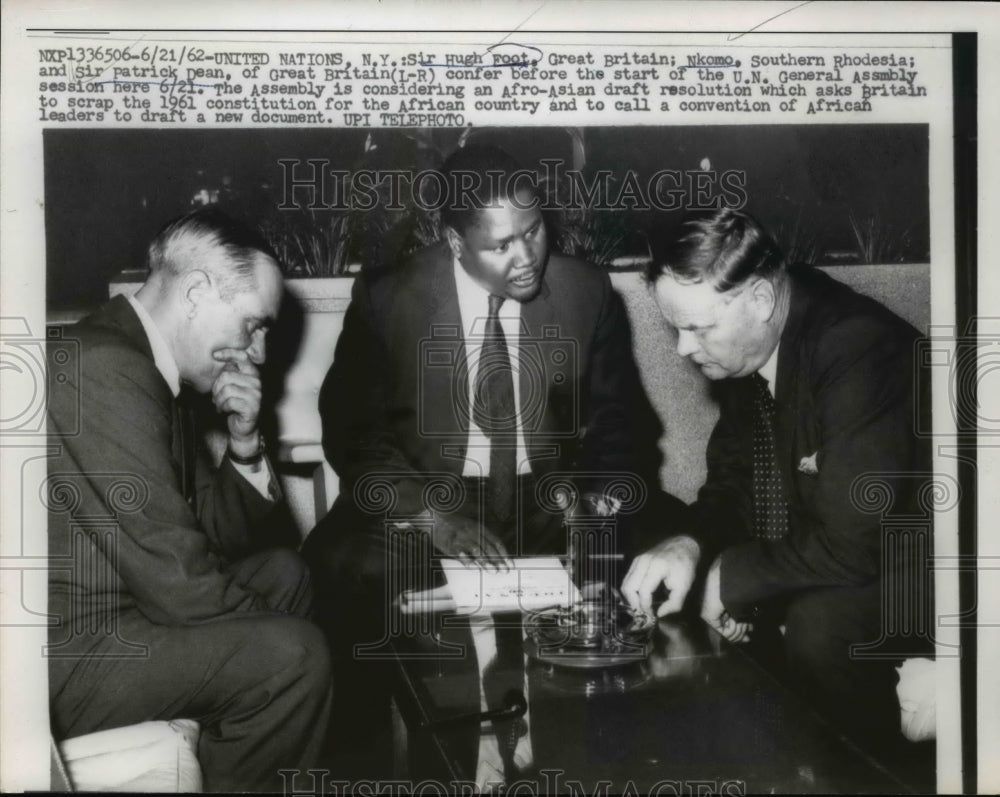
[211,347,262,452]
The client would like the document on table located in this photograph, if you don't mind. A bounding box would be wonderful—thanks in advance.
[402,557,581,614]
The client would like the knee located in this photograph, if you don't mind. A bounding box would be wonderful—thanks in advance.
[304,525,392,593]
[784,584,885,668]
[256,618,332,692]
[265,547,312,589]
[252,547,314,616]
[783,593,842,673]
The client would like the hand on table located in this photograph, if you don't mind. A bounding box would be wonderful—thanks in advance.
[621,534,701,617]
[701,555,752,644]
[429,512,512,573]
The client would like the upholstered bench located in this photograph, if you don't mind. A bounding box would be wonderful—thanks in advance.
[54,720,201,792]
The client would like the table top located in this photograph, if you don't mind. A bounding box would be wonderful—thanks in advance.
[391,611,911,794]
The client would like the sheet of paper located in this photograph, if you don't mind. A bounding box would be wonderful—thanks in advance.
[440,557,581,614]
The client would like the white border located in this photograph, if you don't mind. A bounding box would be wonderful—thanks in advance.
[2,2,997,792]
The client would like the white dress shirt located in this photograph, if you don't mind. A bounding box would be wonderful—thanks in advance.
[757,343,780,399]
[453,259,532,477]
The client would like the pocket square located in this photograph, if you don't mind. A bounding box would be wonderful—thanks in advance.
[798,452,819,476]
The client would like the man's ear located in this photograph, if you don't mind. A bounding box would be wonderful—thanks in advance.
[179,269,211,318]
[444,226,464,261]
[750,277,777,322]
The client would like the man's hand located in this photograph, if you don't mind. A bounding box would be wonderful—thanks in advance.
[391,512,512,573]
[621,534,701,617]
[429,512,512,573]
[701,555,752,644]
[211,348,262,456]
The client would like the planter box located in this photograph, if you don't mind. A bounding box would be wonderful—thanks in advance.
[270,278,354,463]
[110,272,355,466]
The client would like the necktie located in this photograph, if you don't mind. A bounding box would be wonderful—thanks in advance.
[173,395,197,509]
[473,294,517,523]
[750,373,789,540]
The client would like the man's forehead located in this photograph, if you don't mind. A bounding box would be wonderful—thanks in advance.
[234,258,282,315]
[654,275,722,323]
[257,264,283,315]
[466,196,541,241]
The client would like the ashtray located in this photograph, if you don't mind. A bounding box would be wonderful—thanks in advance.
[524,599,655,669]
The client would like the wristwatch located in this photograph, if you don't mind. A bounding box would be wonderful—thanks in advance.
[227,438,266,466]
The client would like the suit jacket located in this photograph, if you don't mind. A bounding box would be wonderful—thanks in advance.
[319,242,660,520]
[687,267,930,616]
[47,295,284,631]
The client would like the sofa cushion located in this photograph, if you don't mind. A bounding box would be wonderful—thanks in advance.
[57,719,202,792]
[896,657,936,742]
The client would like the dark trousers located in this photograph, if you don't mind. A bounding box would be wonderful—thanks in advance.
[745,581,915,764]
[49,548,333,793]
[301,477,569,766]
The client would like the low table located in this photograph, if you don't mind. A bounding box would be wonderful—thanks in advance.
[390,612,912,794]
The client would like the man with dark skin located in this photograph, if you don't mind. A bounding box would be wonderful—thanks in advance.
[304,145,665,771]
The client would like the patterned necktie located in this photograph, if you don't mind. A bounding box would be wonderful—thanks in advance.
[751,373,789,540]
[473,294,517,522]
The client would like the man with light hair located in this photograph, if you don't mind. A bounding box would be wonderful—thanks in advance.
[623,208,931,761]
[48,207,331,792]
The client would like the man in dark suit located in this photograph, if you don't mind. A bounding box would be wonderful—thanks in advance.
[303,145,664,770]
[622,208,931,757]
[307,144,661,576]
[47,208,332,792]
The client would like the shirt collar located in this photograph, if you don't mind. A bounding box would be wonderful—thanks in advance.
[453,256,482,303]
[452,257,519,333]
[127,294,181,398]
[757,342,780,398]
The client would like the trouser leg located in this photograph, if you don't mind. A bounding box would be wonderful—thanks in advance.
[50,610,333,792]
[781,583,902,758]
[301,512,414,773]
[224,546,314,616]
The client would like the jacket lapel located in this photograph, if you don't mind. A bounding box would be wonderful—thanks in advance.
[99,296,192,494]
[519,278,556,463]
[414,246,469,468]
[100,294,156,362]
[775,271,814,486]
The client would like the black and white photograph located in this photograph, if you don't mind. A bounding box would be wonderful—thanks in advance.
[1,3,997,794]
